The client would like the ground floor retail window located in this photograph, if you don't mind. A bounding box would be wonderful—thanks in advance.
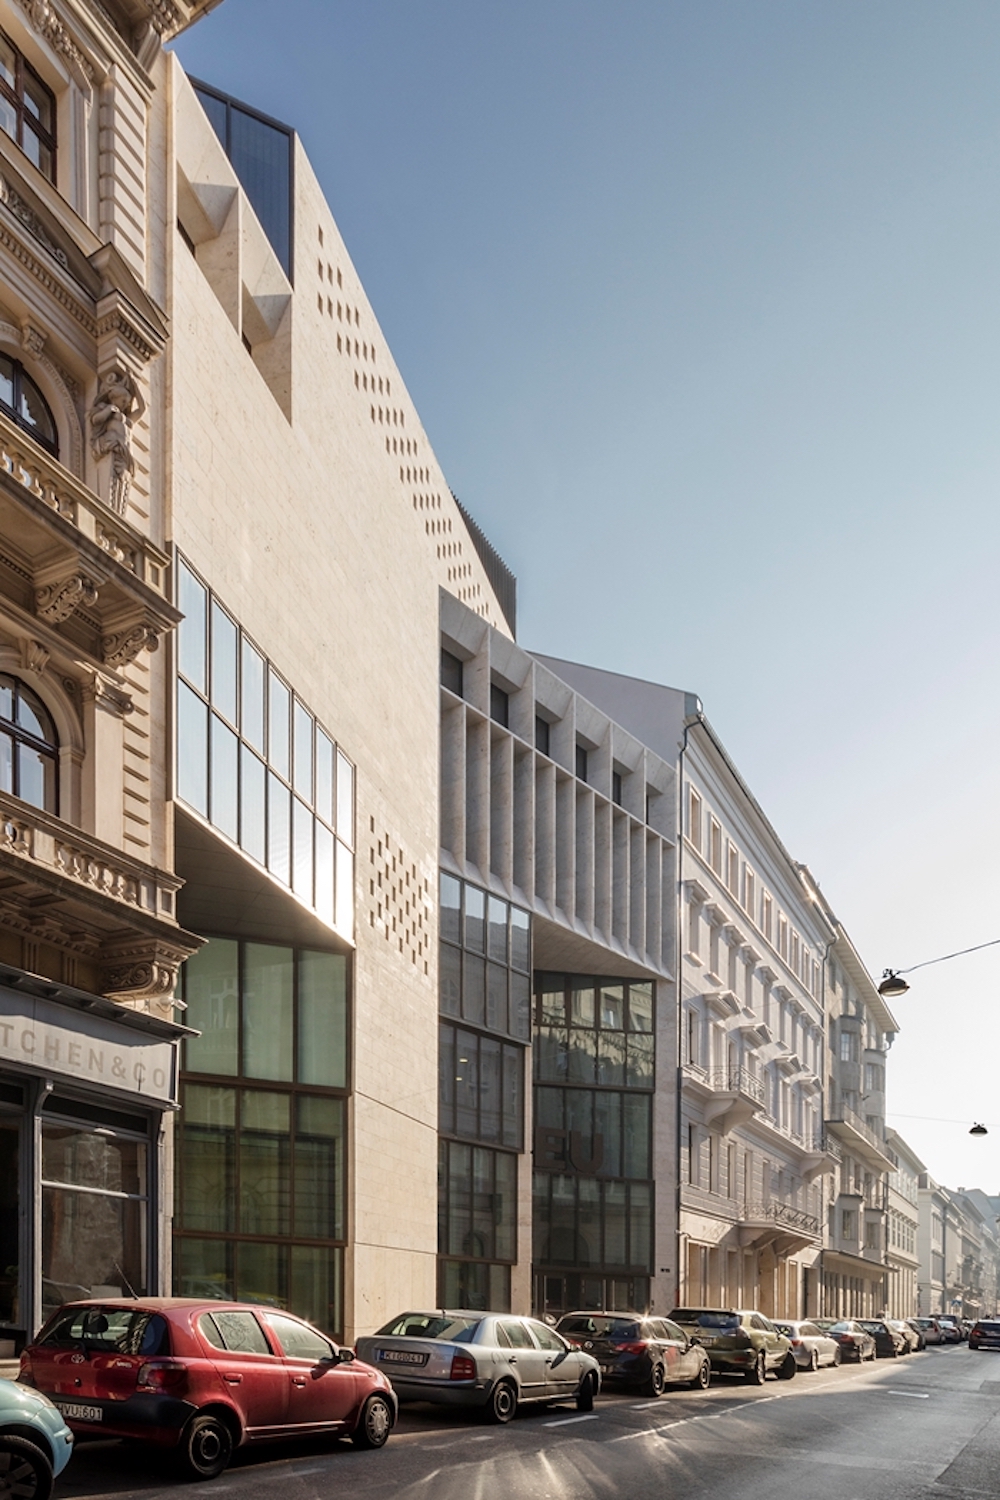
[537,1272,650,1318]
[0,1114,19,1328]
[438,1260,511,1312]
[436,1140,516,1310]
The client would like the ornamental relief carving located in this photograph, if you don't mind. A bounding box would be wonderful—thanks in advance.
[101,621,159,668]
[16,0,95,94]
[35,571,99,623]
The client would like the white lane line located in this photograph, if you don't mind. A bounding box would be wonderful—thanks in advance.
[885,1390,930,1398]
[543,1413,600,1427]
[632,1399,666,1409]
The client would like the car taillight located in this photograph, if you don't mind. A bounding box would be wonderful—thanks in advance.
[789,1339,802,1347]
[613,1341,648,1354]
[17,1354,34,1388]
[837,1335,855,1343]
[137,1361,188,1390]
[449,1354,476,1381]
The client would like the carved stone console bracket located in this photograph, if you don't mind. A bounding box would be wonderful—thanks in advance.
[81,670,133,717]
[100,934,199,1016]
[101,620,161,669]
[35,570,100,623]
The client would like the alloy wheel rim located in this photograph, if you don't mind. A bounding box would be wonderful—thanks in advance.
[0,1454,39,1500]
[367,1400,390,1442]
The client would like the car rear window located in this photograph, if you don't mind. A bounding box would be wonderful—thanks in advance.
[858,1322,885,1333]
[37,1307,168,1356]
[975,1321,1000,1331]
[773,1323,794,1337]
[670,1310,739,1330]
[375,1313,481,1342]
[829,1322,854,1332]
[557,1317,640,1340]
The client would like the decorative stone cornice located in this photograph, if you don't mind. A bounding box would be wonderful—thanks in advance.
[0,171,69,269]
[35,570,100,623]
[80,670,133,717]
[15,2,96,92]
[100,936,190,1010]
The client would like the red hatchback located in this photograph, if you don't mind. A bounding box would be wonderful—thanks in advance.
[18,1299,397,1480]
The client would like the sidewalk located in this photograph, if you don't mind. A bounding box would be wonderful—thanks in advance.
[0,1360,20,1379]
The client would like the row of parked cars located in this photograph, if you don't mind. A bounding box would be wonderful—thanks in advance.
[2,1297,995,1492]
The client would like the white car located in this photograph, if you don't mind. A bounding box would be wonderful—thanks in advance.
[772,1319,841,1370]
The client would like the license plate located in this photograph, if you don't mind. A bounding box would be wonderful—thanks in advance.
[55,1402,102,1422]
[378,1350,427,1366]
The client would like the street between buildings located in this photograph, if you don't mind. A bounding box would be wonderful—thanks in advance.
[52,1345,1000,1500]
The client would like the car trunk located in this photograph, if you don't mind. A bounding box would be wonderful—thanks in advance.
[361,1336,467,1381]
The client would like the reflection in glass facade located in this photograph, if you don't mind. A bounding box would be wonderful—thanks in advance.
[175,557,354,939]
[174,939,348,1336]
[533,974,655,1316]
[192,80,294,278]
[437,874,530,1310]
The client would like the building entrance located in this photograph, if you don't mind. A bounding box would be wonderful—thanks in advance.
[0,1117,19,1348]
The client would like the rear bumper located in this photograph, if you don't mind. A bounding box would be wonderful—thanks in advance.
[389,1378,492,1408]
[705,1348,759,1372]
[42,1392,197,1445]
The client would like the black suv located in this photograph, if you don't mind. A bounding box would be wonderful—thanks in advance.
[969,1319,1000,1350]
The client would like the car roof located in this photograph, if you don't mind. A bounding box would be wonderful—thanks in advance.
[558,1310,646,1319]
[48,1298,307,1316]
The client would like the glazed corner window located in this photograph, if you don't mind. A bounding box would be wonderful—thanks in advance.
[0,353,58,455]
[0,673,57,812]
[0,30,56,181]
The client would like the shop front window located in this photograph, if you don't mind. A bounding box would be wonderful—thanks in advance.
[0,1117,18,1330]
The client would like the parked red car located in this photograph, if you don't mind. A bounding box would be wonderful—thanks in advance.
[19,1299,396,1479]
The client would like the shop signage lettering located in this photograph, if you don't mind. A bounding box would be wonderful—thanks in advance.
[0,986,177,1104]
[534,1126,605,1174]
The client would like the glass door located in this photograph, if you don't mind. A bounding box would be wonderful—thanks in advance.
[0,1118,20,1341]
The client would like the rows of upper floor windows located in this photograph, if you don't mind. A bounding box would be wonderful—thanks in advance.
[686,785,820,999]
[442,648,666,830]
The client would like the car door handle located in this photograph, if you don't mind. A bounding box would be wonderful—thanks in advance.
[544,1357,553,1365]
[508,1356,517,1364]
[291,1377,307,1386]
[224,1375,242,1385]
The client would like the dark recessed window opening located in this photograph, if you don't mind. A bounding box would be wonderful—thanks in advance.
[242,332,253,356]
[0,29,56,182]
[0,354,58,456]
[441,649,463,697]
[177,218,196,256]
[0,672,58,813]
[576,744,588,783]
[490,684,509,728]
[612,771,623,807]
[535,716,550,757]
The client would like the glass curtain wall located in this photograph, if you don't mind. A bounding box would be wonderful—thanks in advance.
[174,938,348,1337]
[437,874,530,1310]
[533,974,655,1317]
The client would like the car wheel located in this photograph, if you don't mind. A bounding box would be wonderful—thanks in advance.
[487,1380,518,1424]
[576,1373,597,1413]
[777,1353,797,1381]
[176,1414,234,1481]
[745,1352,766,1385]
[352,1395,393,1450]
[689,1357,711,1391]
[809,1349,819,1372]
[832,1346,841,1367]
[641,1362,666,1398]
[0,1436,54,1500]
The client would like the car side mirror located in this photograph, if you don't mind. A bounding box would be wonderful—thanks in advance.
[689,1336,701,1347]
[337,1347,355,1364]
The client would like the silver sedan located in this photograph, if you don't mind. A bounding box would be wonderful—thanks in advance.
[773,1319,841,1370]
[355,1310,601,1423]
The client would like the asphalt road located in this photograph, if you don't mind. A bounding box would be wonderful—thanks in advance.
[56,1343,1000,1500]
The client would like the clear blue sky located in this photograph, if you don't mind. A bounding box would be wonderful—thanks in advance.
[175,1,1000,1192]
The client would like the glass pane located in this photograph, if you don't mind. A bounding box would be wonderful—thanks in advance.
[24,71,52,129]
[294,1095,344,1238]
[293,702,313,800]
[494,1151,517,1261]
[535,1026,569,1083]
[599,985,625,1030]
[42,1187,146,1317]
[241,638,265,752]
[174,1237,233,1301]
[626,1033,655,1089]
[41,1126,145,1196]
[462,953,485,1026]
[440,874,462,945]
[240,745,266,863]
[570,984,595,1027]
[315,728,333,825]
[510,972,531,1040]
[0,674,12,723]
[629,1183,652,1270]
[488,898,508,963]
[314,822,334,922]
[178,1085,236,1232]
[239,1090,290,1235]
[0,38,14,88]
[177,562,207,692]
[183,939,239,1076]
[567,1029,597,1085]
[623,1094,651,1179]
[267,772,291,884]
[194,84,228,143]
[0,732,10,795]
[290,1246,341,1339]
[0,1121,18,1325]
[438,1025,455,1134]
[480,1039,501,1142]
[335,840,353,938]
[486,963,507,1034]
[18,369,55,445]
[510,908,530,972]
[472,1147,494,1255]
[465,887,485,951]
[439,943,461,1017]
[236,1240,287,1311]
[298,950,347,1088]
[23,129,52,182]
[210,603,238,724]
[502,1045,523,1149]
[455,1031,478,1138]
[628,983,654,1033]
[229,103,292,275]
[177,681,208,815]
[292,797,313,901]
[268,671,290,780]
[597,1030,626,1086]
[243,944,293,1081]
[17,743,54,811]
[15,682,52,741]
[603,1181,627,1267]
[447,1141,471,1256]
[0,98,10,148]
[335,752,353,845]
[210,715,238,842]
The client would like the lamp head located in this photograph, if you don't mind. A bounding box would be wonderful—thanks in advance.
[969,1123,988,1137]
[878,969,910,999]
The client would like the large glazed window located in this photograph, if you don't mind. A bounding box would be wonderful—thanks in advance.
[0,354,58,455]
[0,673,58,812]
[191,79,293,278]
[175,557,354,938]
[0,30,55,181]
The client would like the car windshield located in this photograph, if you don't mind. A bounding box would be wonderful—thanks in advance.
[558,1317,640,1340]
[374,1313,482,1342]
[37,1307,168,1355]
[670,1310,739,1329]
[829,1322,855,1332]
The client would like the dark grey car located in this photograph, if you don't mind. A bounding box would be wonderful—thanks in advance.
[355,1311,601,1423]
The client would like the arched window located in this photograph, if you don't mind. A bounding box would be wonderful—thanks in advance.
[0,674,58,813]
[0,354,58,456]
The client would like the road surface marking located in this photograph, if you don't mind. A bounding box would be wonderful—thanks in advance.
[632,1399,665,1408]
[885,1390,929,1398]
[543,1413,600,1427]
